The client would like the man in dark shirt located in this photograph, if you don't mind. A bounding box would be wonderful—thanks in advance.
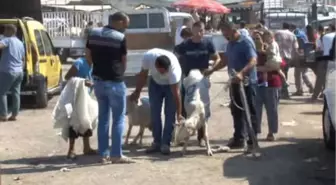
[206,21,259,151]
[175,21,220,146]
[86,12,134,164]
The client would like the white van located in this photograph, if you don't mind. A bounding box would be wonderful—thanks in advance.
[264,12,308,30]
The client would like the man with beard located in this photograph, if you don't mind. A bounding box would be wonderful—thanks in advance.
[175,21,220,146]
[205,21,259,151]
[86,12,134,164]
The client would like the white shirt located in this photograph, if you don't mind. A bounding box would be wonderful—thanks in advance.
[142,48,182,85]
[239,28,249,36]
[321,32,336,56]
[175,25,187,46]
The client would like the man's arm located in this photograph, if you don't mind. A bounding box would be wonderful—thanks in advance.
[210,52,227,72]
[0,38,9,49]
[120,38,127,73]
[64,65,79,81]
[240,42,257,75]
[134,68,149,95]
[171,83,182,119]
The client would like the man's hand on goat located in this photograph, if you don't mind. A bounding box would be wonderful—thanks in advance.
[177,114,184,123]
[129,91,140,102]
[203,68,214,77]
[84,80,93,87]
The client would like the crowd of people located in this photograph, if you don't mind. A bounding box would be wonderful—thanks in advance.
[0,11,335,165]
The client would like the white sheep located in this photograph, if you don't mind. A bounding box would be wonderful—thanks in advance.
[125,96,152,145]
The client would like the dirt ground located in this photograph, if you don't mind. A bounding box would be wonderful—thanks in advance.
[0,66,335,185]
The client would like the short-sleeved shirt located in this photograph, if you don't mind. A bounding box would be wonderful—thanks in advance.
[322,32,336,56]
[225,35,258,84]
[142,48,181,85]
[0,36,25,73]
[274,29,298,60]
[86,26,127,82]
[73,57,92,80]
[174,38,215,76]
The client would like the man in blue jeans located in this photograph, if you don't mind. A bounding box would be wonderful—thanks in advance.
[130,48,182,155]
[206,21,259,152]
[86,12,133,164]
[0,24,25,122]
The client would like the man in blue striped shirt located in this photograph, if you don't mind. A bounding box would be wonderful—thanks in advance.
[86,12,134,164]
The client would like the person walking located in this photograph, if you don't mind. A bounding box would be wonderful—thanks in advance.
[312,24,336,101]
[206,21,259,151]
[175,18,192,46]
[0,24,25,122]
[292,27,314,95]
[274,22,299,99]
[130,48,183,155]
[86,12,133,164]
[175,21,220,146]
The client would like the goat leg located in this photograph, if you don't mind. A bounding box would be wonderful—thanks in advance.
[131,126,144,145]
[125,125,133,145]
[181,138,189,156]
[204,124,213,156]
[138,127,145,145]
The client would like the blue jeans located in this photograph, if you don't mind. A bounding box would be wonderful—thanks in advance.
[148,78,176,146]
[255,86,280,134]
[0,72,23,117]
[93,80,126,157]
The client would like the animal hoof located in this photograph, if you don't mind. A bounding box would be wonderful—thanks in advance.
[206,150,213,156]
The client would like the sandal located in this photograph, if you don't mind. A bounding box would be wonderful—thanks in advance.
[111,156,135,164]
[101,157,111,164]
[67,152,76,160]
[8,116,16,121]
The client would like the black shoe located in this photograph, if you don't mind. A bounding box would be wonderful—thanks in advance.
[146,143,161,154]
[292,91,303,96]
[226,138,245,149]
[160,145,171,155]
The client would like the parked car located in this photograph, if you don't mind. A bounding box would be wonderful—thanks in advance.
[0,17,63,108]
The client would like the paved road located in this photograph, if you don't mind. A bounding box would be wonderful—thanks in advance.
[0,65,334,185]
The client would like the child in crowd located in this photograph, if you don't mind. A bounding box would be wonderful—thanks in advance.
[260,30,288,86]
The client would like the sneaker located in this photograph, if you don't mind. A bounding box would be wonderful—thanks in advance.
[309,88,314,94]
[266,133,275,141]
[160,145,171,155]
[146,143,161,154]
[292,91,303,96]
[245,144,254,154]
[226,138,245,149]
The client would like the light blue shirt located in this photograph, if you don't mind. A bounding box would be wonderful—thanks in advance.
[73,57,92,80]
[225,35,257,84]
[0,36,25,73]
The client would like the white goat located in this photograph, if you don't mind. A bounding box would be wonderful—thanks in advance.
[125,96,152,145]
[174,69,213,156]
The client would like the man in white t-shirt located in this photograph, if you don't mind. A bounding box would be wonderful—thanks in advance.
[130,48,182,155]
[312,24,335,100]
[175,18,192,46]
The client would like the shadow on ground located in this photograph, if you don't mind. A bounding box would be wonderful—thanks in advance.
[223,138,335,185]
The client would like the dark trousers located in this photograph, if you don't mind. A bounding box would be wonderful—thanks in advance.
[281,60,290,98]
[181,83,204,141]
[312,61,328,99]
[230,83,258,143]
